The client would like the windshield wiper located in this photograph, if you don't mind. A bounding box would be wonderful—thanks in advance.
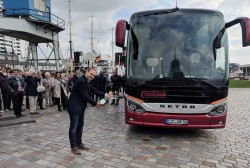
[143,8,179,17]
[212,26,226,61]
[191,78,221,89]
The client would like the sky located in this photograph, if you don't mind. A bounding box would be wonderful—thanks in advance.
[41,0,250,65]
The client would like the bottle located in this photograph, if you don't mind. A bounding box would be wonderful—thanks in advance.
[99,97,109,105]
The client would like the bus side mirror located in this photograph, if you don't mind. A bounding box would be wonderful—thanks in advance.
[240,18,250,47]
[226,17,250,47]
[115,20,128,48]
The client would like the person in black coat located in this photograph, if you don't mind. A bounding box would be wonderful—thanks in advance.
[120,74,126,95]
[7,68,26,118]
[37,72,45,110]
[68,71,79,93]
[67,68,112,155]
[110,70,121,105]
[95,71,106,101]
[90,75,97,100]
[0,67,9,116]
[0,66,11,112]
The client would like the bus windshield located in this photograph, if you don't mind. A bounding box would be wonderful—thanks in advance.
[127,10,229,87]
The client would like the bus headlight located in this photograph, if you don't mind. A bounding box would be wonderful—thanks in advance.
[127,100,145,114]
[209,103,227,116]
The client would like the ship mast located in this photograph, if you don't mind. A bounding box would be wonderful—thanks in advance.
[90,15,94,66]
[88,15,98,67]
[108,27,114,70]
[67,0,73,73]
[111,27,114,70]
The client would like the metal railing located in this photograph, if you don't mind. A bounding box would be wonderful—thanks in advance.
[2,8,65,30]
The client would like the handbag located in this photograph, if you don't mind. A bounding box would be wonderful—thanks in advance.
[37,82,45,92]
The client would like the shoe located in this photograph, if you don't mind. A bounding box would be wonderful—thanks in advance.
[115,102,119,105]
[30,112,39,115]
[78,144,89,150]
[0,110,5,113]
[71,147,81,155]
[4,109,9,112]
[110,102,115,105]
[20,114,26,117]
[58,109,62,111]
[40,108,45,110]
[16,115,21,118]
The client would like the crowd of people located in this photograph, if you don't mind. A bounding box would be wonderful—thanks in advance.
[0,66,125,118]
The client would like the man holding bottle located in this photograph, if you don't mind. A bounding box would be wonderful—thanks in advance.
[67,67,112,155]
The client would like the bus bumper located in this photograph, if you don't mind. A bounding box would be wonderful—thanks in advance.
[125,111,227,129]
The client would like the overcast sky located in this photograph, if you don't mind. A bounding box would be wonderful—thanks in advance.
[48,0,250,65]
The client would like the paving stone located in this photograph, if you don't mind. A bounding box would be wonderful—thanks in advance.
[223,158,237,165]
[214,164,228,168]
[236,158,248,164]
[221,161,234,167]
[16,159,29,165]
[0,154,12,160]
[205,158,220,164]
[35,159,49,165]
[129,162,145,168]
[45,162,61,168]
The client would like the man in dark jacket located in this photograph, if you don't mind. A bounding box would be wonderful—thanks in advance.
[24,70,39,115]
[67,68,112,155]
[110,70,121,105]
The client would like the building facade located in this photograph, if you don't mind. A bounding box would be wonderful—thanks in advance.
[240,64,250,80]
[0,34,22,68]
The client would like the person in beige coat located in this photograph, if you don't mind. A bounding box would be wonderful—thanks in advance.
[50,73,55,105]
[52,72,62,111]
[43,72,53,107]
[60,73,68,110]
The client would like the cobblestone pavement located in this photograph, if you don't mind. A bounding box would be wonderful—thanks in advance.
[0,88,250,168]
